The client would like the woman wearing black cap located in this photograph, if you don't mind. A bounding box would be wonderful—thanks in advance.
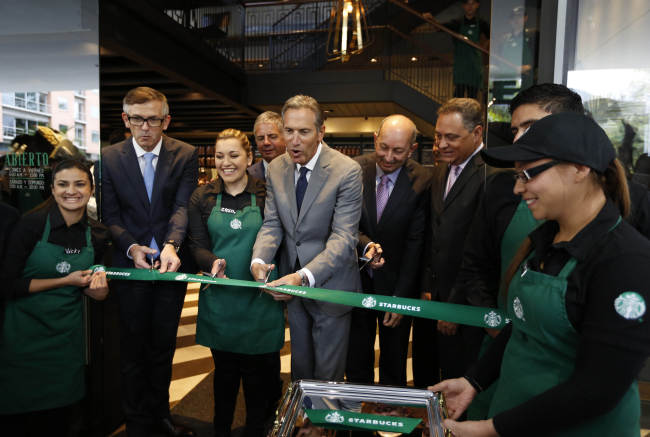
[430,112,650,437]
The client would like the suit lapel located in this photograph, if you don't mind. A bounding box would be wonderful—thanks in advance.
[431,165,446,214]
[120,139,150,209]
[151,136,173,207]
[283,156,299,224]
[363,158,377,225]
[444,154,482,208]
[296,144,331,227]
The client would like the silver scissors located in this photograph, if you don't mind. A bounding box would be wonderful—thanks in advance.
[258,267,272,296]
[200,260,223,291]
[359,256,372,271]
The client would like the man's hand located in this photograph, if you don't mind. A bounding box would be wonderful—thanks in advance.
[383,312,403,328]
[251,262,274,282]
[211,258,227,278]
[129,244,160,269]
[438,320,459,336]
[364,242,385,270]
[159,244,181,273]
[65,270,93,287]
[84,270,109,300]
[264,272,299,301]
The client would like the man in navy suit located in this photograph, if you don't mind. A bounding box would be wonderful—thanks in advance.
[346,115,431,387]
[248,111,286,181]
[101,87,198,437]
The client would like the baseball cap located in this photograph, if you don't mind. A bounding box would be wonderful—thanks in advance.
[480,112,616,172]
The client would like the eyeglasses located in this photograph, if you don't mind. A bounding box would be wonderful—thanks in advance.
[127,116,165,127]
[514,160,560,183]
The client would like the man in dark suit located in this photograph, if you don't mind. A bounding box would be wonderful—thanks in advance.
[414,98,486,386]
[248,111,286,181]
[101,87,198,437]
[251,95,362,389]
[346,115,431,387]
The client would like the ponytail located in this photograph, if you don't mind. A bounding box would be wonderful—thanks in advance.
[597,158,630,217]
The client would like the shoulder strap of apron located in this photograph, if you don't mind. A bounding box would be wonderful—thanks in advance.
[40,214,52,243]
[502,237,533,302]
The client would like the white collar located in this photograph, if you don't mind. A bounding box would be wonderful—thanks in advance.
[132,137,162,157]
[452,143,483,171]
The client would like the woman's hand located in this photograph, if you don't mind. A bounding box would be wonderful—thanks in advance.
[211,258,227,278]
[429,377,477,419]
[65,270,93,287]
[84,270,109,300]
[442,418,499,437]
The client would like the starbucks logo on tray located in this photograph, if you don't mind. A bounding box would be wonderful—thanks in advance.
[362,296,377,308]
[325,412,345,424]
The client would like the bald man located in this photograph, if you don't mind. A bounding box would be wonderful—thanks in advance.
[346,115,431,386]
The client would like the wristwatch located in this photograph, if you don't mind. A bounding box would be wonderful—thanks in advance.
[165,240,180,252]
[297,270,310,287]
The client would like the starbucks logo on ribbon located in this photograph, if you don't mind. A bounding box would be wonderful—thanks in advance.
[513,297,525,321]
[614,291,646,320]
[175,274,188,281]
[483,311,502,328]
[362,296,377,308]
[93,265,105,274]
[56,261,71,274]
[230,218,242,230]
[325,412,345,424]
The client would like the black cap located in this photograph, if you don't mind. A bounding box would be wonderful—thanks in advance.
[481,112,616,172]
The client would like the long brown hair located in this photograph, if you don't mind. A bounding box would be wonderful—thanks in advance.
[594,158,630,217]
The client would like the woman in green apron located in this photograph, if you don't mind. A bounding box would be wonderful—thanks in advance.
[431,113,650,436]
[0,159,110,436]
[188,129,284,437]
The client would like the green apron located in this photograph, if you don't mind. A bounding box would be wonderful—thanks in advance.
[0,214,93,414]
[196,193,284,354]
[467,199,542,419]
[488,217,639,436]
[453,18,483,87]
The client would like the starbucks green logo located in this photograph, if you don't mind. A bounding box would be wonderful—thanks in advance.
[93,266,105,274]
[483,311,502,328]
[175,274,188,281]
[325,412,345,424]
[614,292,646,320]
[56,261,71,274]
[230,218,242,230]
[362,296,377,308]
[513,297,525,321]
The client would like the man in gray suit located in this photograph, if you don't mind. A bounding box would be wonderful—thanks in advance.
[251,94,362,383]
[248,111,286,181]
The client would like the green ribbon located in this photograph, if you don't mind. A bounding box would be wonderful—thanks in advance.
[305,409,422,433]
[91,265,508,329]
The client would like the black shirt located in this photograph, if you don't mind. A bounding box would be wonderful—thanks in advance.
[1,200,110,300]
[187,176,266,272]
[467,200,650,436]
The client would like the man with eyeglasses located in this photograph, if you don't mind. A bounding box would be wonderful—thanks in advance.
[446,83,650,419]
[101,87,198,437]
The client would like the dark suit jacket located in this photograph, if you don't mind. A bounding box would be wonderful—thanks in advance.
[422,152,487,303]
[247,160,265,181]
[101,136,198,269]
[356,154,431,298]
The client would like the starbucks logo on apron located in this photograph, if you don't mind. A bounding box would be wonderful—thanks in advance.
[513,297,525,321]
[325,411,345,424]
[362,296,377,308]
[614,291,646,320]
[175,274,188,281]
[483,311,502,328]
[56,261,71,274]
[230,218,242,230]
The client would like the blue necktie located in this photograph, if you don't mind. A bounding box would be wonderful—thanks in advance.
[143,153,159,255]
[296,166,309,213]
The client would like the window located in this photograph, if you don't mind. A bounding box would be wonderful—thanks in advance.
[91,130,99,143]
[74,98,85,121]
[58,97,68,110]
[74,123,85,148]
[59,124,68,134]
